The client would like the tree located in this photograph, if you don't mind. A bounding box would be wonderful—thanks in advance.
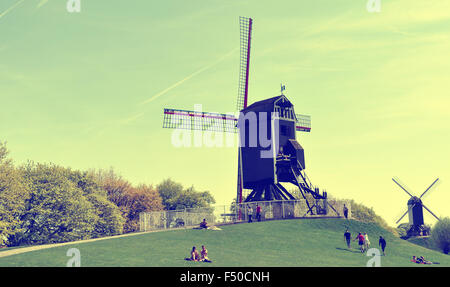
[67,169,125,237]
[431,217,450,254]
[157,179,215,210]
[12,163,99,245]
[0,142,30,246]
[95,168,133,211]
[95,169,164,233]
[123,184,163,232]
[157,178,184,210]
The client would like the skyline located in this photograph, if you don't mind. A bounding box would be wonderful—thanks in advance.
[1,0,449,227]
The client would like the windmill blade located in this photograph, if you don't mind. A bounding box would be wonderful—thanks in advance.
[236,16,253,111]
[419,178,439,199]
[296,114,311,132]
[395,208,411,224]
[422,203,440,221]
[163,108,238,133]
[392,177,415,198]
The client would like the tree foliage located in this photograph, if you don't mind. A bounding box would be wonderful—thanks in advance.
[431,217,450,254]
[0,142,31,245]
[11,163,99,245]
[95,169,163,233]
[157,178,215,210]
[66,169,125,237]
[0,143,213,246]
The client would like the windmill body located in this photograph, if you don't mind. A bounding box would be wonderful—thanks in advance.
[239,95,318,204]
[407,197,424,227]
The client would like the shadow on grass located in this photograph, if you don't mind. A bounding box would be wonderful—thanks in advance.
[336,247,361,254]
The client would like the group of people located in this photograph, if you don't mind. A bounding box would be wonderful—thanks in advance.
[247,204,262,223]
[344,229,387,255]
[185,245,212,263]
[411,256,437,265]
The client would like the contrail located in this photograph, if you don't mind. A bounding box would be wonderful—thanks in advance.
[120,112,144,125]
[37,0,49,9]
[140,47,238,105]
[0,0,25,19]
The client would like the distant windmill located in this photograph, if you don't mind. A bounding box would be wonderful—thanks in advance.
[393,177,441,237]
[162,17,331,216]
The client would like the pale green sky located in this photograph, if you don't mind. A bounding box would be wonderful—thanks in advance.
[1,0,449,227]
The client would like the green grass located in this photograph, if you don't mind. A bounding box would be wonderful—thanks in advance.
[0,218,448,267]
[407,237,442,253]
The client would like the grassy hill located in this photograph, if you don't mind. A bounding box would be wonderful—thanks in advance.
[0,218,448,267]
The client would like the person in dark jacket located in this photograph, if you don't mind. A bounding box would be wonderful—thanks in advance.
[344,229,351,249]
[379,236,387,256]
[343,204,349,219]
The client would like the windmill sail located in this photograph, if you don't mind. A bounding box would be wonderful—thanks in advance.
[296,114,311,132]
[236,17,253,111]
[235,17,252,219]
[163,108,238,133]
[419,178,439,199]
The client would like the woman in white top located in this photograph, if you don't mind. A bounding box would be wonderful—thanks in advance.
[364,233,370,251]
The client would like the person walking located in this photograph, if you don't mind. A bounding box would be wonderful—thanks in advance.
[343,204,349,219]
[256,204,262,222]
[354,232,365,253]
[364,233,371,251]
[379,236,386,256]
[344,229,352,249]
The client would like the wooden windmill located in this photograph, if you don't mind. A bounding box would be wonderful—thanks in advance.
[393,177,441,236]
[162,17,332,216]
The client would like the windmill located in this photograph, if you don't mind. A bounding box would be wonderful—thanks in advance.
[392,177,441,237]
[162,17,333,216]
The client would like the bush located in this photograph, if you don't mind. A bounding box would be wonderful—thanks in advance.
[397,223,410,238]
[431,217,450,254]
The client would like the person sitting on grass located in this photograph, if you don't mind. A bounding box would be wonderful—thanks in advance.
[200,245,212,263]
[185,246,199,261]
[200,219,209,229]
[419,256,434,265]
[411,256,437,265]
